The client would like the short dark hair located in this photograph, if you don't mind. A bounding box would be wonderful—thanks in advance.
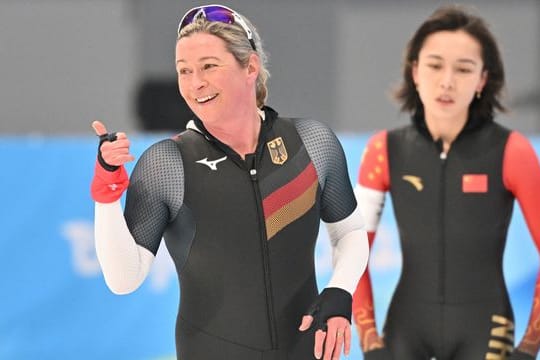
[395,5,506,120]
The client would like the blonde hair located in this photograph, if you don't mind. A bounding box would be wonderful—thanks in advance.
[178,16,270,108]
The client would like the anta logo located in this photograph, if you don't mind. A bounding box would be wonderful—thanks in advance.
[196,156,227,171]
[267,137,288,165]
[402,175,423,191]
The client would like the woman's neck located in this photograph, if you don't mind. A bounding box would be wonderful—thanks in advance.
[424,112,468,154]
[205,108,262,159]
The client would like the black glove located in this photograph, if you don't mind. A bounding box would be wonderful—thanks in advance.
[364,347,394,360]
[507,349,536,360]
[305,287,352,331]
[97,132,119,171]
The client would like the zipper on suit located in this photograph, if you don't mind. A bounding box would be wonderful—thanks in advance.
[248,158,279,349]
[438,147,447,303]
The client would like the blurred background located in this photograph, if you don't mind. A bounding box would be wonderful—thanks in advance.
[0,0,538,359]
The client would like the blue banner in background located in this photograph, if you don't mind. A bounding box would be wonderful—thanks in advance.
[0,133,538,359]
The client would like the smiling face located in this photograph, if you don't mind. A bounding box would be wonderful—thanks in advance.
[175,32,259,127]
[412,30,487,124]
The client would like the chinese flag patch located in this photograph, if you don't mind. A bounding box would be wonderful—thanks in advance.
[462,174,488,193]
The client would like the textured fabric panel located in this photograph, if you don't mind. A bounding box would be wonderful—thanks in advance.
[124,139,185,254]
[263,162,317,218]
[294,118,357,222]
[258,142,312,200]
[265,176,318,240]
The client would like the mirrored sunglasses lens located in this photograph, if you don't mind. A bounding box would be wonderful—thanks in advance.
[202,7,234,24]
[180,9,199,30]
[180,6,234,31]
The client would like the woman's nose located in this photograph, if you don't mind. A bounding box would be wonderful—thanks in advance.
[192,70,208,90]
[439,70,454,90]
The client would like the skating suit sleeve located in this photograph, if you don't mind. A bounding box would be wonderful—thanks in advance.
[503,131,540,357]
[295,119,369,295]
[352,130,390,351]
[94,139,184,294]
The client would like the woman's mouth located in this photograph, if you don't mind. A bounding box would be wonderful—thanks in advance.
[195,93,218,104]
[436,95,454,105]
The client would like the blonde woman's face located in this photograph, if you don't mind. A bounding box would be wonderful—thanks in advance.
[413,30,487,123]
[175,32,257,126]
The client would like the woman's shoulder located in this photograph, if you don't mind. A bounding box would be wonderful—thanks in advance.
[137,138,183,164]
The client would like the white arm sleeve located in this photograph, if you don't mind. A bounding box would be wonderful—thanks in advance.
[324,203,369,295]
[354,184,385,232]
[94,201,155,294]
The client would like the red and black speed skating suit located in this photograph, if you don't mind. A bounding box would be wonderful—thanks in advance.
[353,113,540,360]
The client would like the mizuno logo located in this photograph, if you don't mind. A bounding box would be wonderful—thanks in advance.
[402,175,423,191]
[196,156,227,171]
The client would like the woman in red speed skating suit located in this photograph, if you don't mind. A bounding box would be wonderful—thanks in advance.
[353,5,540,360]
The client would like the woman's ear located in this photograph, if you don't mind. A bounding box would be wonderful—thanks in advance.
[477,69,488,93]
[246,53,260,82]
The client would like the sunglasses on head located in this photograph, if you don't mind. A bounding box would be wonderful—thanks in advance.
[178,4,256,51]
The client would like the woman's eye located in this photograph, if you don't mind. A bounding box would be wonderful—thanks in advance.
[178,68,191,75]
[203,63,217,70]
[457,67,473,74]
[427,63,442,70]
